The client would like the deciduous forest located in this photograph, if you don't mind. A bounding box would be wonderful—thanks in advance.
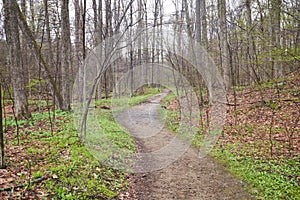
[0,0,299,199]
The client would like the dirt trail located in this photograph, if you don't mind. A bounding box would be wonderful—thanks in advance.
[118,91,253,200]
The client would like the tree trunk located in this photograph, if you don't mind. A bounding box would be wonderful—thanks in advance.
[3,0,31,119]
[183,0,193,38]
[195,0,201,43]
[97,0,103,100]
[138,0,143,65]
[245,0,256,83]
[104,0,113,98]
[218,0,230,90]
[60,0,72,111]
[92,0,98,45]
[74,0,84,102]
[200,0,208,47]
[270,0,282,78]
[0,83,5,169]
[44,0,56,105]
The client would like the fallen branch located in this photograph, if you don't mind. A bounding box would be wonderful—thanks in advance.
[0,176,47,192]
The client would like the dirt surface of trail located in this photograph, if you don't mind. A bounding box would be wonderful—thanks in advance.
[117,91,253,200]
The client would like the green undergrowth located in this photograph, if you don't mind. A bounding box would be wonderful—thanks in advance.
[5,110,128,199]
[82,105,136,173]
[161,92,176,107]
[161,109,180,133]
[211,147,300,199]
[4,87,161,199]
[161,91,300,200]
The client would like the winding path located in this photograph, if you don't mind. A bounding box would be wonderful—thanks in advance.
[117,91,253,200]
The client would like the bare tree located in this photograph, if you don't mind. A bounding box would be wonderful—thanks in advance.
[183,0,193,38]
[245,0,259,83]
[270,0,283,78]
[43,0,57,107]
[200,0,208,47]
[60,0,72,111]
[196,0,202,43]
[97,0,103,100]
[218,0,230,89]
[9,0,65,110]
[3,0,31,119]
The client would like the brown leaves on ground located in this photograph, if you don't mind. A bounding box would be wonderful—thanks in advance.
[0,111,66,199]
[222,73,300,160]
[166,99,180,111]
[166,72,299,160]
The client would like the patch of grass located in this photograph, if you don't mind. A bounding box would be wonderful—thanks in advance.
[48,109,137,199]
[84,108,136,167]
[32,171,43,179]
[161,109,180,132]
[161,92,176,107]
[192,128,205,149]
[96,87,161,109]
[130,87,161,106]
[212,147,300,199]
[40,113,130,199]
[160,92,180,133]
[3,108,132,199]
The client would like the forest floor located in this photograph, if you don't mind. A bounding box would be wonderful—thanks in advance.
[0,73,299,199]
[117,91,254,199]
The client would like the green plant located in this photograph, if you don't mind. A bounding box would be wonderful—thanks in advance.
[212,148,300,199]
